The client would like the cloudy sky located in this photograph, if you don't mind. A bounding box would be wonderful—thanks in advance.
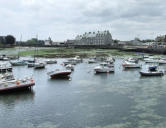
[0,0,166,41]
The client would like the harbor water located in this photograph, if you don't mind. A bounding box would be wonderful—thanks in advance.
[0,58,166,128]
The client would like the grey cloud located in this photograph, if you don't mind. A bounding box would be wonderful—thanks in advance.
[0,0,166,41]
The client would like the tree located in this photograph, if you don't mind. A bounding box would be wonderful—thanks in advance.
[5,35,16,45]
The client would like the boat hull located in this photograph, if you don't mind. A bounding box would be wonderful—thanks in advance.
[0,83,35,93]
[0,68,12,73]
[94,69,114,74]
[50,72,71,79]
[123,65,141,68]
[140,71,164,76]
[11,62,27,66]
[28,63,35,67]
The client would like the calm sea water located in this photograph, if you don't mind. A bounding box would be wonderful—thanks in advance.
[0,58,166,128]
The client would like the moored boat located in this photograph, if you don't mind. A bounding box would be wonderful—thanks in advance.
[105,57,115,64]
[68,56,82,63]
[47,69,72,79]
[45,59,57,64]
[34,62,46,69]
[0,75,35,93]
[65,64,74,71]
[140,65,164,76]
[158,59,166,64]
[0,63,12,73]
[88,58,97,64]
[27,63,35,68]
[100,62,114,68]
[94,63,114,74]
[10,60,27,66]
[122,61,141,68]
[127,57,138,63]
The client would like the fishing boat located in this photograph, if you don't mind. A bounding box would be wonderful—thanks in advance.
[122,61,141,68]
[10,60,27,66]
[140,65,164,76]
[0,74,35,93]
[47,69,72,79]
[94,64,114,74]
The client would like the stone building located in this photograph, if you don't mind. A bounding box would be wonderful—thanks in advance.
[67,30,113,46]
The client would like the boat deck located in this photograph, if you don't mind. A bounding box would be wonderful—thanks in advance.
[0,80,35,92]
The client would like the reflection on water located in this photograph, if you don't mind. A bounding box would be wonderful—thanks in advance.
[0,90,35,112]
[0,58,166,128]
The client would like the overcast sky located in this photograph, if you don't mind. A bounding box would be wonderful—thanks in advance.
[0,0,166,41]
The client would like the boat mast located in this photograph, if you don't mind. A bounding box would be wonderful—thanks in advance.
[18,34,22,59]
[35,35,38,62]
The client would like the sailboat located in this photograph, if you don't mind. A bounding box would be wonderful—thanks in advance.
[33,35,46,69]
[27,47,36,68]
[10,35,27,66]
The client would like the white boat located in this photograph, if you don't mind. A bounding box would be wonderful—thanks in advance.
[34,62,46,69]
[0,63,12,72]
[45,59,57,64]
[122,61,141,68]
[105,57,114,64]
[158,59,166,64]
[94,65,114,74]
[0,55,9,61]
[0,73,35,93]
[27,62,35,67]
[47,69,71,79]
[100,62,114,68]
[0,73,15,82]
[88,58,96,64]
[127,57,138,63]
[68,56,82,63]
[140,65,164,76]
[65,64,74,71]
[144,58,159,63]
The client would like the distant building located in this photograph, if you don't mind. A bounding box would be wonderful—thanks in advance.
[67,30,114,46]
[118,38,144,46]
[155,35,166,42]
[44,37,53,45]
[128,38,143,45]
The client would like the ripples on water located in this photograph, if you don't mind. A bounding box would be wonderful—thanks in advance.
[0,58,166,128]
